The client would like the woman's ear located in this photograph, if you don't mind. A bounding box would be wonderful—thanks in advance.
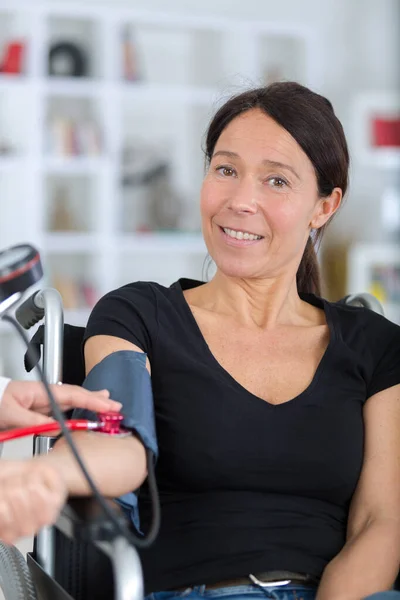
[310,188,342,229]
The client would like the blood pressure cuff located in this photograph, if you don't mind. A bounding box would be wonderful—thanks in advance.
[72,350,158,532]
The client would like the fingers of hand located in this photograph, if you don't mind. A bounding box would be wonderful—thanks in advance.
[0,466,67,545]
[51,384,121,413]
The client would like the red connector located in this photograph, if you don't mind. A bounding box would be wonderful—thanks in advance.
[0,411,127,443]
[96,411,125,434]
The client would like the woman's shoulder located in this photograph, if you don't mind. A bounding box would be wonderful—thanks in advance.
[303,291,399,353]
[99,280,176,307]
[324,294,400,337]
[315,294,400,397]
[321,295,400,376]
[93,277,203,316]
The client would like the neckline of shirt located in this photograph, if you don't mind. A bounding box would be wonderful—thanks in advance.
[170,278,338,409]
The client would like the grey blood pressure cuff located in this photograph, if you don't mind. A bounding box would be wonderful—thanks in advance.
[72,350,158,532]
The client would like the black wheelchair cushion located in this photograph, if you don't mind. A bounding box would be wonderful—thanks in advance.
[24,324,86,387]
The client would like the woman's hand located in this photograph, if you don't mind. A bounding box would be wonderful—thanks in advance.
[0,459,67,545]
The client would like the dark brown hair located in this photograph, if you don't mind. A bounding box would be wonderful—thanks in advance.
[204,82,350,295]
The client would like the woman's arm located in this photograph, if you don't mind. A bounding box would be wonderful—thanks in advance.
[35,335,150,498]
[316,383,400,600]
[35,431,146,497]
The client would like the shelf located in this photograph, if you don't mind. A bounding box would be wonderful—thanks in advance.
[42,232,207,255]
[0,156,24,171]
[358,148,400,170]
[43,79,218,105]
[118,232,206,254]
[120,82,218,104]
[43,156,107,174]
[43,232,100,253]
[45,77,102,97]
[0,75,29,90]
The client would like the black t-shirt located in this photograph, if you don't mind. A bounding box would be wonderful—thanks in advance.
[83,278,400,593]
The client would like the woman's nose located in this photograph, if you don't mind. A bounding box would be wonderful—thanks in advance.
[227,178,258,214]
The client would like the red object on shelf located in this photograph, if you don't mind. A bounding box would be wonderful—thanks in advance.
[1,41,25,74]
[372,116,400,147]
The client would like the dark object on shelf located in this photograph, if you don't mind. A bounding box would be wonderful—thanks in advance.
[148,164,183,230]
[48,41,88,77]
[0,41,25,74]
[0,141,14,155]
[122,160,183,230]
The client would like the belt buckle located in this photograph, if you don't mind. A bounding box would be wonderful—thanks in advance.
[249,574,291,588]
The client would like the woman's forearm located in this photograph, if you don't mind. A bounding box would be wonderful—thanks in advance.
[34,431,147,497]
[316,518,400,600]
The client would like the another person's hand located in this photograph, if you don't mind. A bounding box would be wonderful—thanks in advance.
[0,381,122,429]
[0,459,67,545]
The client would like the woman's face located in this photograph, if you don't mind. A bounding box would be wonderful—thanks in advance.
[200,108,340,281]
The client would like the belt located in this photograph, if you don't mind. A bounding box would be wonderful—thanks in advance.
[177,571,319,591]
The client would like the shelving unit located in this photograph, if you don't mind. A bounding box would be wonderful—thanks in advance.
[351,91,400,169]
[0,1,321,376]
[347,243,400,325]
[345,91,400,324]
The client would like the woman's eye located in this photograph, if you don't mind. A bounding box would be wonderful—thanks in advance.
[268,176,288,188]
[216,166,236,177]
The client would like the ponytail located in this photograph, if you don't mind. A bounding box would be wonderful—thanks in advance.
[296,236,321,296]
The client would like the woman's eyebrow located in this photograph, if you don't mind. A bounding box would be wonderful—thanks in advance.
[262,159,300,180]
[212,150,240,160]
[212,151,300,180]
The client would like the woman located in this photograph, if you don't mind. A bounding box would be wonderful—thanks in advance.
[25,82,400,599]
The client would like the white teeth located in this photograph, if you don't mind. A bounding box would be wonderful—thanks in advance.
[223,227,262,241]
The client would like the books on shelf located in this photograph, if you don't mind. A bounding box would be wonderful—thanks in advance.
[46,117,102,156]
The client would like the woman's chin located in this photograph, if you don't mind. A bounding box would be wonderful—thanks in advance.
[213,258,261,280]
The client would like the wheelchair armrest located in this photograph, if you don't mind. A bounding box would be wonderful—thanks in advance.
[56,496,128,545]
[44,497,144,600]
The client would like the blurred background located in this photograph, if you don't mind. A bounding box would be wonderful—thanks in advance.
[0,0,399,384]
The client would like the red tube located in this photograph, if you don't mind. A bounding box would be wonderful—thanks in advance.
[0,419,99,443]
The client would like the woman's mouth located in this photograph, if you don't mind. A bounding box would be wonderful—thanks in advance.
[219,226,264,246]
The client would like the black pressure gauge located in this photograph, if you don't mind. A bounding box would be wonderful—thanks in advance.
[0,244,43,302]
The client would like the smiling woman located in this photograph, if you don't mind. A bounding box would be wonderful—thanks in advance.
[15,81,400,600]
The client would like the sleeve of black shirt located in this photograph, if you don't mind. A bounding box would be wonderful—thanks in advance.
[366,312,400,399]
[82,281,159,361]
[73,281,159,448]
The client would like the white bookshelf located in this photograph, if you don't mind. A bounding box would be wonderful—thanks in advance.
[346,92,400,322]
[350,91,400,169]
[0,0,321,375]
[347,243,400,325]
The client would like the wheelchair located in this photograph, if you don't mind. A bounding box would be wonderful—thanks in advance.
[0,287,387,600]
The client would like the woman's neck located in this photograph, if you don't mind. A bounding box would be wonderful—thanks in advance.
[190,271,313,330]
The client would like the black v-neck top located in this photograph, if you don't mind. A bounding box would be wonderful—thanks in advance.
[83,278,400,593]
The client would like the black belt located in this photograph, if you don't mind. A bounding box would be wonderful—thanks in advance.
[177,571,319,591]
